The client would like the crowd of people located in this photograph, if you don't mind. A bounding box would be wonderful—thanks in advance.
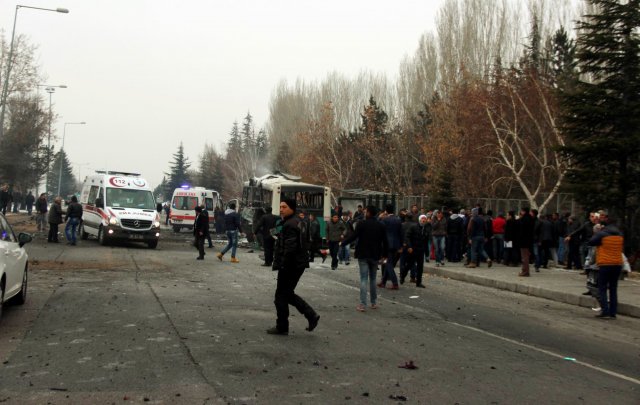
[280,202,628,322]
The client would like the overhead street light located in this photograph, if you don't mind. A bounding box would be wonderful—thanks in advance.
[57,121,86,197]
[0,4,69,140]
[37,84,67,193]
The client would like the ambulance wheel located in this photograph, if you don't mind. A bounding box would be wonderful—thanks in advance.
[80,223,89,240]
[98,226,108,246]
[173,226,180,233]
[147,240,158,249]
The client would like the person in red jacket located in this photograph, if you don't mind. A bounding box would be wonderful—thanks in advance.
[492,212,506,264]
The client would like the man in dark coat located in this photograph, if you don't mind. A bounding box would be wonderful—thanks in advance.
[342,205,388,310]
[64,195,83,245]
[267,198,319,335]
[193,205,209,260]
[379,204,402,289]
[0,184,11,215]
[255,206,278,266]
[48,197,63,243]
[517,207,535,276]
[307,212,327,264]
[404,214,430,288]
[25,191,35,215]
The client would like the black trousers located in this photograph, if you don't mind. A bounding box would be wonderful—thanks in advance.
[195,235,205,258]
[48,223,59,242]
[274,265,316,332]
[263,235,274,265]
[402,250,424,285]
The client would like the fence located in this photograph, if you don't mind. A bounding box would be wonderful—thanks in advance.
[338,189,579,216]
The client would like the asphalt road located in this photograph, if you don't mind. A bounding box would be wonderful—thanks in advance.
[0,230,639,404]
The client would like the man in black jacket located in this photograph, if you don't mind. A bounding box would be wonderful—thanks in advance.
[342,205,388,311]
[517,207,535,277]
[255,206,278,266]
[404,214,430,287]
[64,195,83,245]
[193,205,209,260]
[267,198,319,335]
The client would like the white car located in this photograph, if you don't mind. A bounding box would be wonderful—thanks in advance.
[0,213,32,323]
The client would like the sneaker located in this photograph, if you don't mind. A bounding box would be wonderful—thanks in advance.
[331,267,336,271]
[416,284,426,288]
[230,257,240,263]
[410,277,416,283]
[376,282,385,288]
[266,326,288,335]
[356,305,366,312]
[487,259,493,268]
[345,261,350,266]
[370,304,378,309]
[467,263,477,268]
[216,253,223,261]
[196,257,204,260]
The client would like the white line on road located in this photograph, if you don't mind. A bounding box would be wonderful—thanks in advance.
[449,322,640,386]
[324,274,640,387]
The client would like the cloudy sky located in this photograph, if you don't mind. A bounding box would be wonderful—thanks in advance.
[1,0,443,189]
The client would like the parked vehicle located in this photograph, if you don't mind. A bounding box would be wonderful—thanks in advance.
[0,213,32,324]
[169,187,222,233]
[79,171,162,248]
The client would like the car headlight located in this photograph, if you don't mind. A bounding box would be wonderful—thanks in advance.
[154,221,160,228]
[109,216,119,225]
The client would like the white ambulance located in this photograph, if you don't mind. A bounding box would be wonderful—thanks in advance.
[79,171,162,248]
[169,187,221,232]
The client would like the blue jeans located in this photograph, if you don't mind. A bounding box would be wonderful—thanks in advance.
[598,265,622,317]
[358,259,378,305]
[433,236,446,263]
[65,217,80,243]
[339,244,350,263]
[557,237,566,263]
[470,236,489,263]
[221,230,238,257]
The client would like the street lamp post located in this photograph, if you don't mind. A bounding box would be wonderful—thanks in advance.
[0,5,69,140]
[38,84,67,193]
[57,121,85,197]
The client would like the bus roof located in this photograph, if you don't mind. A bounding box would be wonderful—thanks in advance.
[245,172,327,190]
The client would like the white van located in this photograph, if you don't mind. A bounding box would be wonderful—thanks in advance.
[169,187,221,232]
[79,171,161,248]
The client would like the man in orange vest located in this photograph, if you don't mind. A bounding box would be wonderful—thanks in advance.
[588,210,624,319]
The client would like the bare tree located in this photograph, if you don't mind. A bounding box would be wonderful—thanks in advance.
[485,70,567,211]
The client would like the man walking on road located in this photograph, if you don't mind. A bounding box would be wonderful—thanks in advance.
[379,204,401,289]
[193,205,208,260]
[255,206,278,267]
[217,202,241,263]
[342,205,388,311]
[267,198,319,335]
[35,193,48,232]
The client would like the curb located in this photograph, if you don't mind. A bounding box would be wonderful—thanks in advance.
[424,265,640,319]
